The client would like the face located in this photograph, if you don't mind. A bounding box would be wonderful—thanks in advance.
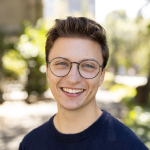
[46,37,105,111]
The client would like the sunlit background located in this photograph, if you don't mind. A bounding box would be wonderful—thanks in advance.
[0,0,150,150]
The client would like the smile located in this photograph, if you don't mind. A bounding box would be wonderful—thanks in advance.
[62,88,84,94]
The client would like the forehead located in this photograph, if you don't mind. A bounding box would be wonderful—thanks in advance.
[49,37,103,64]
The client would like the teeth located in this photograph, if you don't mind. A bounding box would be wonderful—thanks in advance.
[62,88,83,94]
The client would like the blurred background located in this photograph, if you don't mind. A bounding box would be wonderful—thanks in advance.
[0,0,150,149]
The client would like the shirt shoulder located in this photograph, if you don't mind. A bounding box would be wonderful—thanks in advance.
[19,120,49,150]
[103,113,148,149]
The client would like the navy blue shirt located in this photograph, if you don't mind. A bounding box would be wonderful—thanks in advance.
[19,110,148,150]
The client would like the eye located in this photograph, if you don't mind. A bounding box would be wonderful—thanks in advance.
[84,64,95,68]
[81,63,95,69]
[79,61,98,72]
[57,62,68,66]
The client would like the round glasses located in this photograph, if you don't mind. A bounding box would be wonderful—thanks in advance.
[47,57,104,79]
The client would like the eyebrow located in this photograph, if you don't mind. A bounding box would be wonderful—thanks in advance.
[62,57,98,62]
[79,58,98,62]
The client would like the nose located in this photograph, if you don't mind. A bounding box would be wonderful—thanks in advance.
[65,63,82,84]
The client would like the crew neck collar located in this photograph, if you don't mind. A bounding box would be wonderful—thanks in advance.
[48,110,110,143]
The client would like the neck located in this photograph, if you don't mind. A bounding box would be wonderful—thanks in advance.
[53,100,102,134]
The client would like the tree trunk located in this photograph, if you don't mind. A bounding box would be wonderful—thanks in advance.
[134,76,150,105]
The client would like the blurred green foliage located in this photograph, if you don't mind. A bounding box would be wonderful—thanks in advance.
[2,18,51,96]
[105,10,150,75]
[101,72,115,90]
[2,49,26,77]
[105,13,150,147]
[109,82,150,148]
[17,19,48,95]
[118,86,150,148]
[123,104,150,148]
[0,30,18,94]
[110,84,137,99]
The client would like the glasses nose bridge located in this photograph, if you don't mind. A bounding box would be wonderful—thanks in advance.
[69,61,80,74]
[70,62,80,68]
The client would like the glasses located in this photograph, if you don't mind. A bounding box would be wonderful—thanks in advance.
[47,57,104,79]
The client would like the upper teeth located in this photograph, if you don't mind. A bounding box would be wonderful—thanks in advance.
[62,88,83,94]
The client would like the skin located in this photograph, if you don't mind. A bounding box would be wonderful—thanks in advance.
[46,37,105,134]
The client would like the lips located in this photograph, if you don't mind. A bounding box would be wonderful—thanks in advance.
[61,87,84,94]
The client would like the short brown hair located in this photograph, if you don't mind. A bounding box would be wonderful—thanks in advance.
[45,16,109,68]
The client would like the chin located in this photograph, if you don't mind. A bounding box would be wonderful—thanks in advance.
[60,102,83,110]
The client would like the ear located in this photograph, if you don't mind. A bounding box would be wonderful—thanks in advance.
[99,68,105,87]
[46,64,49,83]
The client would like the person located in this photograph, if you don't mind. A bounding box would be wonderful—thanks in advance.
[19,16,148,150]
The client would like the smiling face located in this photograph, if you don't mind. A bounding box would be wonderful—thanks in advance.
[46,37,105,111]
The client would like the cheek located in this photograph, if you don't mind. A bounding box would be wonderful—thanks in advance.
[88,78,100,92]
[49,73,63,89]
[49,77,60,97]
[48,74,56,87]
[87,82,96,92]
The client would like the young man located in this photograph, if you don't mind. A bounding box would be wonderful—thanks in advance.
[19,17,148,150]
